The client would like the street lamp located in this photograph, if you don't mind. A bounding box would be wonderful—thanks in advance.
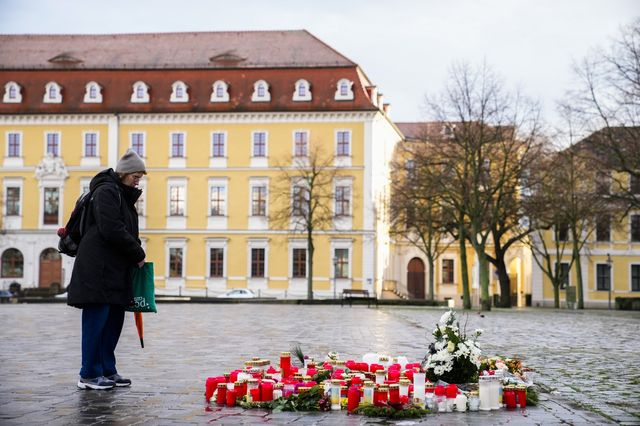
[333,257,338,299]
[606,253,613,310]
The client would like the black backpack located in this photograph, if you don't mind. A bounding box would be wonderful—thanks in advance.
[57,191,93,257]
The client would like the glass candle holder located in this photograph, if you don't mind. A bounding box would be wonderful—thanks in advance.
[363,381,375,405]
[413,372,426,401]
[468,391,480,411]
[399,379,410,397]
[330,379,342,410]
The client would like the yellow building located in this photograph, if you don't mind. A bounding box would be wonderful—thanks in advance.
[0,31,402,297]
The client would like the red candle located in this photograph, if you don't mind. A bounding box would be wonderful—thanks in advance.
[387,370,400,382]
[505,387,517,409]
[226,389,236,407]
[261,382,274,401]
[373,387,389,406]
[445,384,458,399]
[389,384,400,404]
[347,386,360,413]
[250,388,261,402]
[280,352,291,378]
[517,386,527,408]
[216,383,227,405]
[205,377,218,401]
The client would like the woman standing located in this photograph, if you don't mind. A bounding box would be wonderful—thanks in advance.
[67,149,146,390]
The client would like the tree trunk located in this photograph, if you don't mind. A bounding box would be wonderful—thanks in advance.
[478,251,491,311]
[495,257,512,308]
[553,282,560,309]
[459,234,471,309]
[307,231,314,300]
[572,240,584,309]
[427,256,435,301]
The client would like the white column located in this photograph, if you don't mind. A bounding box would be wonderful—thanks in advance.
[107,114,119,168]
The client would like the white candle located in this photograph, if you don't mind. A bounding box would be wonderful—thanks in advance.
[413,372,426,401]
[455,393,468,412]
[479,376,492,411]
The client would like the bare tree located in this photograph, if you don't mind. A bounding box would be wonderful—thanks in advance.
[424,62,542,311]
[270,143,341,300]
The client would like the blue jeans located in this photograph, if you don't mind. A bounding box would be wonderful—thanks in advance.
[80,304,125,379]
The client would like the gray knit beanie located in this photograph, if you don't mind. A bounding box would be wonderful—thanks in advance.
[116,149,146,174]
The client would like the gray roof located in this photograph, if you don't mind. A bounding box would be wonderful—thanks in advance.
[0,30,356,70]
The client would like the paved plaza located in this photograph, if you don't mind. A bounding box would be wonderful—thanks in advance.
[0,303,639,425]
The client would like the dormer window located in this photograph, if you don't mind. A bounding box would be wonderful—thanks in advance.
[251,80,270,102]
[83,82,103,103]
[131,81,150,103]
[170,81,189,103]
[293,79,312,101]
[335,79,354,101]
[44,82,62,103]
[3,81,22,103]
[210,80,229,103]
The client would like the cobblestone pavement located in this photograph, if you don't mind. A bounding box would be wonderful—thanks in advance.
[0,304,638,425]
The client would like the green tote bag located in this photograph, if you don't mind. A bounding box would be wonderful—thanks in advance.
[127,262,158,313]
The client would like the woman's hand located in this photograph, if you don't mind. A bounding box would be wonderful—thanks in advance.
[137,260,145,268]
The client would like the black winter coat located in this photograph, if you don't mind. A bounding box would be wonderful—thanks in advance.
[67,169,146,307]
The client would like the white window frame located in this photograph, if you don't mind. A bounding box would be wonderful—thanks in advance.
[334,78,354,101]
[4,131,23,167]
[293,79,312,101]
[3,177,24,230]
[165,238,187,290]
[209,131,227,168]
[441,257,457,285]
[131,81,150,103]
[135,177,147,229]
[79,178,92,196]
[170,81,189,103]
[288,239,308,281]
[80,131,101,167]
[251,80,271,102]
[250,130,269,168]
[249,177,269,230]
[38,183,63,229]
[3,81,22,103]
[207,177,228,230]
[247,238,269,291]
[334,129,352,167]
[292,130,309,158]
[630,213,640,243]
[44,131,61,157]
[594,262,612,292]
[630,263,640,292]
[206,238,228,292]
[44,81,62,103]
[166,177,187,229]
[169,131,187,168]
[129,131,146,158]
[333,176,353,230]
[210,80,230,102]
[331,239,353,287]
[83,81,103,103]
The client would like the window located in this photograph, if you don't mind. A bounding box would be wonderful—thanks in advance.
[336,131,350,156]
[131,81,150,103]
[596,171,611,195]
[632,265,640,291]
[1,248,23,278]
[169,186,185,216]
[557,262,570,289]
[253,132,267,157]
[171,133,185,158]
[170,81,189,102]
[210,248,224,278]
[631,174,640,195]
[335,78,354,100]
[335,185,351,216]
[210,186,226,216]
[293,79,312,101]
[44,82,62,103]
[292,185,308,217]
[334,248,349,278]
[6,187,20,216]
[3,81,22,103]
[596,215,611,242]
[45,133,60,157]
[442,259,455,284]
[210,80,229,102]
[251,80,270,102]
[251,186,267,216]
[135,187,145,216]
[292,248,306,278]
[131,133,145,157]
[212,133,225,157]
[556,223,569,241]
[7,133,21,157]
[84,132,98,157]
[251,248,265,277]
[169,247,183,277]
[632,215,640,242]
[596,264,611,291]
[43,187,59,225]
[294,131,308,157]
[83,82,102,103]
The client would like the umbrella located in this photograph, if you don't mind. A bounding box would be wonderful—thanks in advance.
[134,312,144,348]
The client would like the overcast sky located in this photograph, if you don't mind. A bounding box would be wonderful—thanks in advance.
[0,0,637,127]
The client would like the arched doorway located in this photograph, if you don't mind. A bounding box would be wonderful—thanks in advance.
[39,248,62,290]
[407,258,425,299]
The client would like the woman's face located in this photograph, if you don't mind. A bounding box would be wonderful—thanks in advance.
[122,172,144,188]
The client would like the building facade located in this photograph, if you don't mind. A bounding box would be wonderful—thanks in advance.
[0,31,402,297]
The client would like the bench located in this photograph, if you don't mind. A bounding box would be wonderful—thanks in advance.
[341,289,378,308]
